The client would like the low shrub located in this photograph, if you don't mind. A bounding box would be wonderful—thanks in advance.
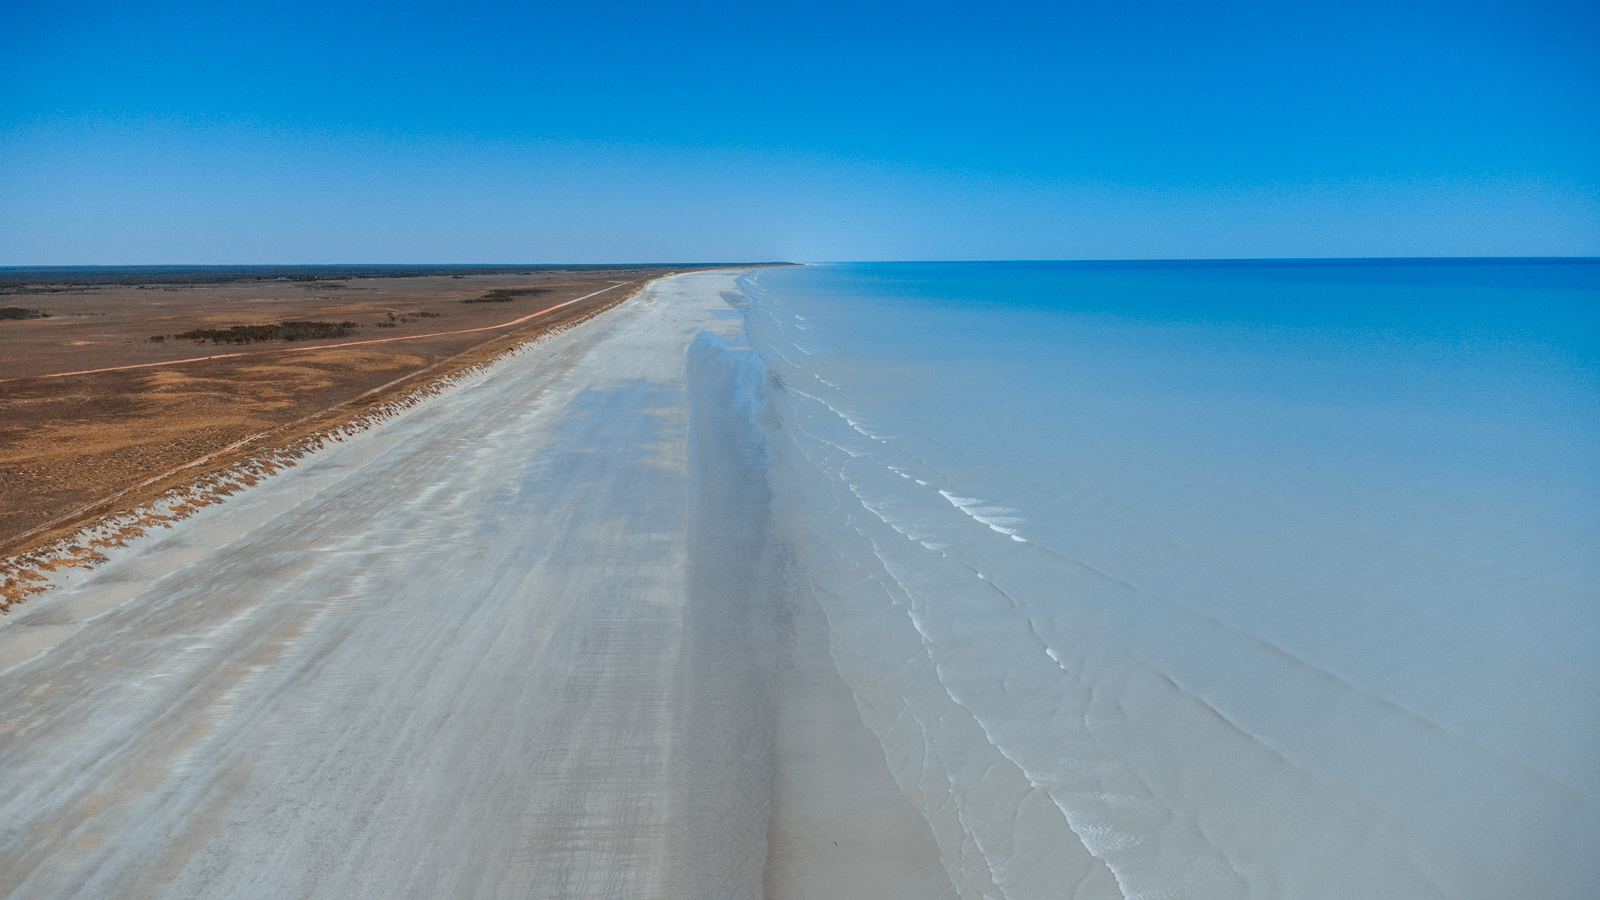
[464,288,551,304]
[173,321,359,344]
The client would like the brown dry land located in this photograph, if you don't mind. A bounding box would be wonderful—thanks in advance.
[0,265,755,569]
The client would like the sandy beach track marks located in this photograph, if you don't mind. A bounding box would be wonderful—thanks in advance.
[0,272,954,900]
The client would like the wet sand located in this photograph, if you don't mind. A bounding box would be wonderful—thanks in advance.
[0,272,952,899]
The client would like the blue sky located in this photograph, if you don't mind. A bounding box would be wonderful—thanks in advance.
[2,0,1596,263]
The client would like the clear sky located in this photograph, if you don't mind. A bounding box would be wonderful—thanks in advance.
[2,0,1596,263]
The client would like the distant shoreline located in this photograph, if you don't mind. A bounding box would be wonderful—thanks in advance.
[0,262,798,290]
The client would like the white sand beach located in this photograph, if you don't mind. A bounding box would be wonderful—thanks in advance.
[0,272,953,899]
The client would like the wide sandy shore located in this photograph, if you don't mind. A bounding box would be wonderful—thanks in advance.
[0,272,953,899]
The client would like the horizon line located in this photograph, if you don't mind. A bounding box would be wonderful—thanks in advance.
[3,255,1598,272]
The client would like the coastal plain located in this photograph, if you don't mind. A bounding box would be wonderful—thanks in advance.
[0,266,719,566]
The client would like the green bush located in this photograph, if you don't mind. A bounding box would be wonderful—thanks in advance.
[173,321,359,344]
[463,288,551,303]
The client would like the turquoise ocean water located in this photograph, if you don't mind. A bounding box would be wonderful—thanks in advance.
[739,260,1598,900]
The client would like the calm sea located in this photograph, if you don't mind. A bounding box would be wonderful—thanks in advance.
[739,260,1599,900]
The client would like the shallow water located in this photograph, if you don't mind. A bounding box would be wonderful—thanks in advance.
[741,260,1600,900]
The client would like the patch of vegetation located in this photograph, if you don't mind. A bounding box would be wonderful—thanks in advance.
[0,285,92,295]
[173,321,359,344]
[150,335,165,341]
[464,288,552,304]
[1,306,49,320]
